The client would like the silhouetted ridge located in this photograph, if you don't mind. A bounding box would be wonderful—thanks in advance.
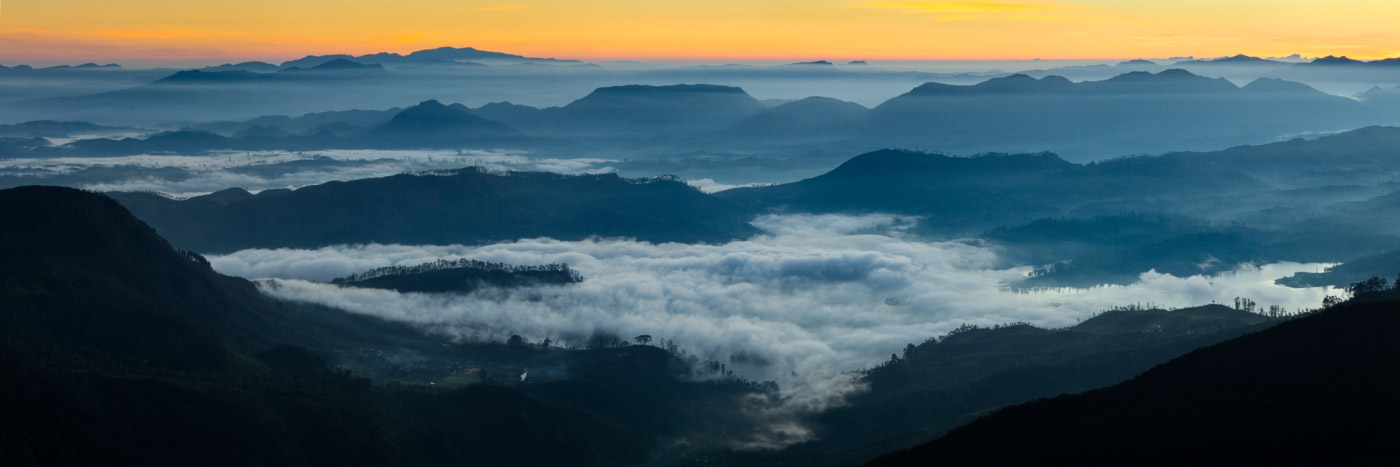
[868,297,1400,465]
[0,186,292,364]
[110,167,758,252]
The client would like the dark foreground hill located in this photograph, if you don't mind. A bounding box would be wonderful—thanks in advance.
[0,186,769,467]
[868,295,1400,466]
[111,167,759,253]
[726,305,1275,466]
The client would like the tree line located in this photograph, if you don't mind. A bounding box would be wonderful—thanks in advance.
[331,258,583,284]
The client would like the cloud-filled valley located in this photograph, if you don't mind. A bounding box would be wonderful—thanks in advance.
[209,214,1338,409]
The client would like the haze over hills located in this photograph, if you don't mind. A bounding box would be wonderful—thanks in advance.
[11,38,1400,466]
[863,70,1374,159]
[9,68,1399,162]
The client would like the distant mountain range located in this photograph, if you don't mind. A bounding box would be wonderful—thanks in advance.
[277,46,579,69]
[17,68,1399,160]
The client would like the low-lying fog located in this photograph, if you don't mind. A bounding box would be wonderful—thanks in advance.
[0,150,619,197]
[207,213,1339,412]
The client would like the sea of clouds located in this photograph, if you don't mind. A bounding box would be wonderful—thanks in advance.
[209,213,1338,412]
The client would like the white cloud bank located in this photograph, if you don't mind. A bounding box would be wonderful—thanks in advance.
[208,213,1338,445]
[211,213,1335,382]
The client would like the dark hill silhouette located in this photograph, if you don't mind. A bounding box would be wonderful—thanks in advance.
[110,167,758,253]
[868,296,1400,466]
[729,304,1273,466]
[0,186,773,466]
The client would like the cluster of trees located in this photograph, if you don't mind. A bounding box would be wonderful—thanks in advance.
[1319,273,1400,309]
[331,258,582,284]
[1347,275,1395,297]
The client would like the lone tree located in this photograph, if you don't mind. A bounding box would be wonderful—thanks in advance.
[634,335,653,346]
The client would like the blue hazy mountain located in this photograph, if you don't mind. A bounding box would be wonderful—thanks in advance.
[368,99,519,145]
[1172,54,1289,67]
[726,96,869,139]
[200,61,280,73]
[864,69,1371,160]
[530,84,767,137]
[279,46,576,69]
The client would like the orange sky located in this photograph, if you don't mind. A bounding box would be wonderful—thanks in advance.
[1,0,1398,64]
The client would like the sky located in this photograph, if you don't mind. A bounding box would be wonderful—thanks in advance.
[2,0,1398,64]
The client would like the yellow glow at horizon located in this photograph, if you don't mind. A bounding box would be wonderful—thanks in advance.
[1,0,1399,62]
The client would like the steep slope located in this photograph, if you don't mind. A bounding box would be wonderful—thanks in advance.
[869,296,1400,465]
[0,186,300,360]
[735,305,1272,466]
[0,185,770,467]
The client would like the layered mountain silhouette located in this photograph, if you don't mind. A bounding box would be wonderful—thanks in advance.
[16,67,1395,159]
[110,167,758,252]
